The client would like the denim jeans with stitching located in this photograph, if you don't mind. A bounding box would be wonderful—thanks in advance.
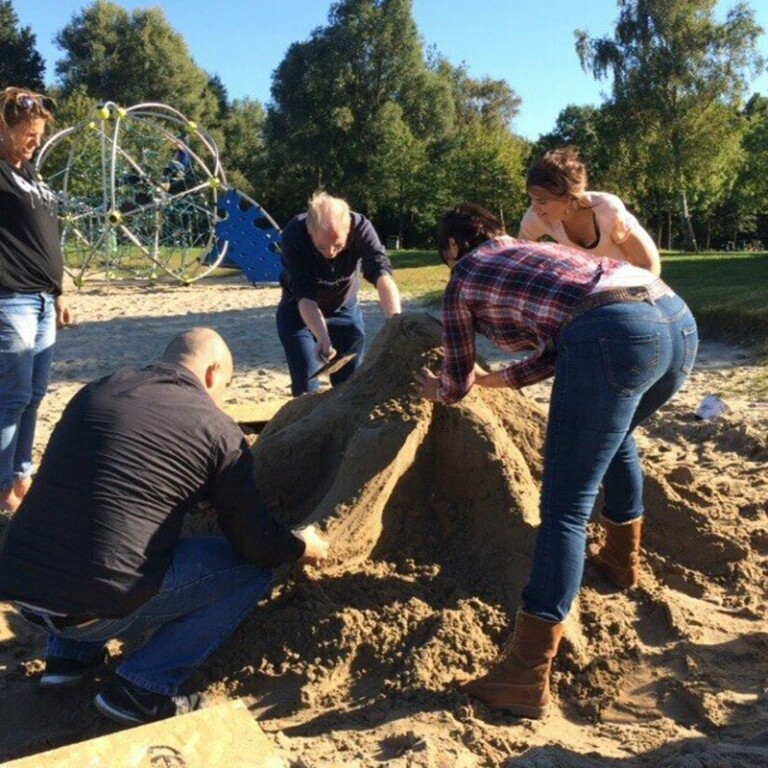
[0,290,56,492]
[276,299,365,396]
[521,294,698,623]
[42,536,273,695]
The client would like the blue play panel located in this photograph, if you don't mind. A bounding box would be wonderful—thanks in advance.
[210,189,283,284]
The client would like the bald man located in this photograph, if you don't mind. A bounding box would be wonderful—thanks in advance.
[277,191,401,396]
[0,328,328,725]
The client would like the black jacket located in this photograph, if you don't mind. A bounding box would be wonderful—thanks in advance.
[0,363,304,617]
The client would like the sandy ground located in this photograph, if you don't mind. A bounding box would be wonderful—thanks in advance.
[0,273,766,767]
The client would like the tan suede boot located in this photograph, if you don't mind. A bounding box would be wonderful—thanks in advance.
[13,476,31,501]
[460,611,563,718]
[588,516,643,589]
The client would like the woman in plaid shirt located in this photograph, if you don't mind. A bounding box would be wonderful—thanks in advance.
[415,203,697,718]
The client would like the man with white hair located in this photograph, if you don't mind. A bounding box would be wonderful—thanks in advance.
[277,191,401,395]
[0,327,329,725]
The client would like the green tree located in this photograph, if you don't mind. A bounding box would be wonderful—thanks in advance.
[0,0,45,91]
[207,74,230,120]
[433,58,528,229]
[263,0,454,227]
[727,94,768,246]
[533,105,610,182]
[54,1,220,125]
[576,0,764,250]
[46,84,97,128]
[263,0,526,242]
[439,60,521,128]
[221,98,267,197]
[445,120,528,229]
[367,102,432,244]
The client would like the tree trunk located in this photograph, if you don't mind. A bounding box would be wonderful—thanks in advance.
[667,210,673,250]
[680,189,699,252]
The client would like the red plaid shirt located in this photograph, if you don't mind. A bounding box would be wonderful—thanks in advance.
[438,235,625,403]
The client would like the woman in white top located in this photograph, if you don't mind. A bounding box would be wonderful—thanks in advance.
[519,147,661,276]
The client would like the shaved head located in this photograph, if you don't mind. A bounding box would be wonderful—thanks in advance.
[163,328,233,407]
[163,328,229,365]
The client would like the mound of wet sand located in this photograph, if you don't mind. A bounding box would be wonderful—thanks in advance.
[200,312,768,767]
[1,303,766,767]
[220,312,548,687]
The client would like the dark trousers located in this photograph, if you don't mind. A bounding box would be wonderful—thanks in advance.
[276,300,365,396]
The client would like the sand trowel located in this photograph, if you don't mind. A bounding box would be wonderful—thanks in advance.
[307,352,357,383]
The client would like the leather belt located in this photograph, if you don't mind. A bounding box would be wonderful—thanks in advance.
[568,278,673,325]
[553,278,674,346]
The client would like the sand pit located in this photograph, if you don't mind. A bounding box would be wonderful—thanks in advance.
[0,276,766,767]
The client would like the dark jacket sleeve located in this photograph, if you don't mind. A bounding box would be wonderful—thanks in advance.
[210,429,305,567]
[280,218,319,302]
[354,215,393,286]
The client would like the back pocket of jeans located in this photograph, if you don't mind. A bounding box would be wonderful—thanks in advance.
[681,325,698,375]
[599,334,660,395]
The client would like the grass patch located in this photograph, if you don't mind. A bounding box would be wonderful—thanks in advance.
[388,249,447,307]
[660,251,768,361]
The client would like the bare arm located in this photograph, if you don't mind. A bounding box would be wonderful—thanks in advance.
[376,273,401,318]
[473,369,508,388]
[298,298,335,361]
[617,228,661,276]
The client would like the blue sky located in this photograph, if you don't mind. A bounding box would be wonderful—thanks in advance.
[16,0,768,141]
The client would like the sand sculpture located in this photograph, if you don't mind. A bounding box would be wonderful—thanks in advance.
[2,308,767,767]
[209,311,768,766]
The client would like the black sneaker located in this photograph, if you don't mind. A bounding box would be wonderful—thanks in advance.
[40,654,104,688]
[94,677,205,725]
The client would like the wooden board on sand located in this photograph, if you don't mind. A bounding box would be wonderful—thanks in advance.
[226,398,290,433]
[4,699,285,768]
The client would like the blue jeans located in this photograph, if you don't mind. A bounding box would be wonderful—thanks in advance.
[43,536,272,695]
[276,299,365,396]
[521,294,698,623]
[0,290,56,492]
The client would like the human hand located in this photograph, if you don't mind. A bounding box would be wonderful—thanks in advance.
[413,367,441,402]
[315,339,337,364]
[293,524,330,566]
[54,296,74,328]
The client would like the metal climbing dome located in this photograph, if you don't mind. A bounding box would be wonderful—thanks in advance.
[36,101,282,286]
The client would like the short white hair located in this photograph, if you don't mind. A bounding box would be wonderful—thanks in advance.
[306,191,350,234]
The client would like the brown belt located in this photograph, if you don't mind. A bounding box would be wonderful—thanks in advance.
[568,278,673,324]
[553,278,674,345]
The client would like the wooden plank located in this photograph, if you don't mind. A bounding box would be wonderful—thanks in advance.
[4,699,285,768]
[225,399,290,433]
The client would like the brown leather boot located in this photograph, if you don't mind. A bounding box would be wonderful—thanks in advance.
[13,476,31,501]
[460,611,563,718]
[588,516,643,589]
